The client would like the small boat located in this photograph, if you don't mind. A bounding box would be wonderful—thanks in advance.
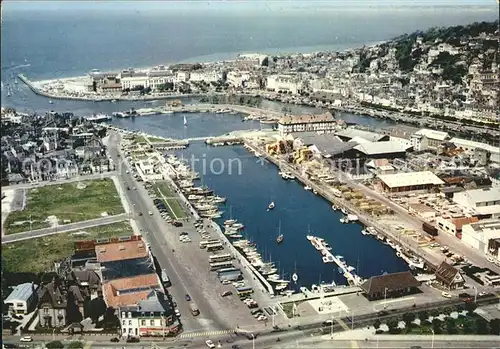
[340,217,348,224]
[292,273,298,283]
[306,235,314,241]
[276,283,288,291]
[276,220,284,244]
[267,201,275,211]
[313,190,318,195]
[331,205,338,211]
[224,219,237,226]
[183,115,188,126]
[341,208,348,215]
[361,229,369,236]
[347,214,359,221]
[232,223,245,230]
[111,99,117,103]
[229,234,243,239]
[48,100,53,104]
[304,186,312,191]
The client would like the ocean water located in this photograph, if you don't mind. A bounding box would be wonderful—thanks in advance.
[1,2,497,285]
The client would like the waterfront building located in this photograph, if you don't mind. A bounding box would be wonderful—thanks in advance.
[118,290,179,337]
[189,70,222,83]
[450,137,500,163]
[377,171,445,193]
[4,282,38,315]
[352,141,411,159]
[434,261,465,290]
[452,187,500,218]
[266,74,303,95]
[335,128,389,143]
[120,70,149,90]
[461,219,500,261]
[435,216,480,239]
[227,70,250,88]
[411,129,450,150]
[278,112,336,136]
[359,271,420,301]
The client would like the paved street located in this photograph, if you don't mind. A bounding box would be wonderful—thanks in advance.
[1,214,128,243]
[107,131,267,335]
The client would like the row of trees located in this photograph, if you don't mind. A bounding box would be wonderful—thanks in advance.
[374,304,500,336]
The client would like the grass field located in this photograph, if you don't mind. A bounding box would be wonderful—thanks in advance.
[147,136,168,143]
[4,178,124,234]
[153,181,188,219]
[2,221,134,273]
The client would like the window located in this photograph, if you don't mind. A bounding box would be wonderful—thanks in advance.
[141,320,146,326]
[150,320,154,326]
[128,320,132,326]
[44,308,49,314]
[122,320,125,325]
[16,303,23,308]
[127,312,132,318]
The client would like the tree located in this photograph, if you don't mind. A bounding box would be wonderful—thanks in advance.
[373,319,381,329]
[445,318,457,334]
[386,319,399,334]
[261,56,269,67]
[418,311,429,322]
[46,341,64,349]
[475,317,489,334]
[67,341,84,349]
[402,312,416,325]
[462,318,474,334]
[489,318,500,335]
[432,318,442,334]
[465,302,477,315]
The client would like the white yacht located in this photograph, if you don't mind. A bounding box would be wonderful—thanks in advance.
[268,201,275,211]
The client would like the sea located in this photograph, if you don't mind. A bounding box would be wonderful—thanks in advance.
[1,2,497,286]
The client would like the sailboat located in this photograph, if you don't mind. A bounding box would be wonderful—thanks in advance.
[224,205,237,226]
[267,201,275,211]
[183,115,187,126]
[276,220,284,244]
[292,262,298,283]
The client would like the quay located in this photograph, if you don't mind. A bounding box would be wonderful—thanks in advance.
[243,140,441,271]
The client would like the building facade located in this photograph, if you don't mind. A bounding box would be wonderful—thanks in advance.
[278,112,336,135]
[4,282,38,315]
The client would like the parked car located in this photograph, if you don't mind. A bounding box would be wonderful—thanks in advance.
[441,291,452,298]
[126,337,140,343]
[20,337,32,343]
[221,291,233,297]
[205,340,216,349]
[110,337,120,342]
[175,309,181,317]
[185,294,191,301]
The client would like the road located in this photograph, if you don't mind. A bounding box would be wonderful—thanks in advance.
[107,131,238,334]
[1,172,116,190]
[1,214,128,244]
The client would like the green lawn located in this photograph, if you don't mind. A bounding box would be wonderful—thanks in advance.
[4,179,124,234]
[147,136,168,143]
[133,135,148,143]
[281,300,304,318]
[153,181,188,219]
[2,221,134,273]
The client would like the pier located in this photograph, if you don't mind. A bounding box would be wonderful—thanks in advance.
[244,140,441,271]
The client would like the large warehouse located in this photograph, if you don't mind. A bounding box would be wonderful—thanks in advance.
[378,171,445,193]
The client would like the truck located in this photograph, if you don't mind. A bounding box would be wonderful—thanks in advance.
[422,222,438,236]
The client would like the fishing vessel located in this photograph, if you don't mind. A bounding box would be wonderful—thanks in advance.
[267,201,275,211]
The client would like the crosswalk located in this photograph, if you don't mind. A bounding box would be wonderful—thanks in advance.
[178,329,234,339]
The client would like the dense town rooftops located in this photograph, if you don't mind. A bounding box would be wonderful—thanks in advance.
[335,128,388,142]
[354,141,410,155]
[378,171,445,188]
[96,240,149,263]
[415,129,450,141]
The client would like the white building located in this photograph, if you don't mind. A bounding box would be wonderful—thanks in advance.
[4,282,38,315]
[175,71,191,83]
[453,187,500,218]
[120,71,148,90]
[146,70,174,90]
[278,112,336,135]
[450,137,500,163]
[119,291,179,338]
[189,70,222,83]
[411,129,450,150]
[226,71,250,88]
[461,219,500,261]
[266,74,303,95]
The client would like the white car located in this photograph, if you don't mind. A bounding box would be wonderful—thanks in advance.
[175,309,181,317]
[441,291,452,298]
[20,336,33,342]
[148,211,153,216]
[205,340,216,349]
[486,256,495,263]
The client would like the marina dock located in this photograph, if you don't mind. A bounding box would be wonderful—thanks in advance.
[244,140,439,271]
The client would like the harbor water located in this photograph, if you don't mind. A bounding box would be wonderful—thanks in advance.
[174,142,409,288]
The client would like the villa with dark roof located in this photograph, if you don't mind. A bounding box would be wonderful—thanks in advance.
[360,271,420,301]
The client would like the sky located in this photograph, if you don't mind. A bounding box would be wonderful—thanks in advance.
[2,0,497,13]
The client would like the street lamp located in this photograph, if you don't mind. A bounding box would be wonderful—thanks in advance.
[251,333,255,349]
[330,315,334,339]
[473,286,478,303]
[52,327,56,341]
[430,327,435,349]
[384,287,388,308]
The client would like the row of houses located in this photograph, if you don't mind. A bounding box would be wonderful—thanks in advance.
[3,235,179,338]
